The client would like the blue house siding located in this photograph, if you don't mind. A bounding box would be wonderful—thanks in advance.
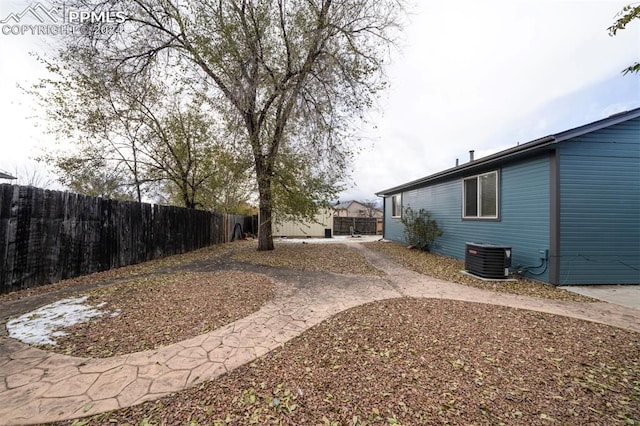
[383,194,405,242]
[401,180,459,256]
[380,109,640,285]
[557,118,640,284]
[384,155,551,281]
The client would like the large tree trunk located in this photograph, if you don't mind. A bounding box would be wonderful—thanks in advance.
[257,171,275,251]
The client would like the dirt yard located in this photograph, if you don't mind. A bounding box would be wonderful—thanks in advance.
[3,240,635,425]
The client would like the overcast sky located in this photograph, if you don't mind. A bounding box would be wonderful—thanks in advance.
[1,0,639,202]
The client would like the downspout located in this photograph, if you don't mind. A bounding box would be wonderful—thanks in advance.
[549,149,561,284]
[382,197,386,239]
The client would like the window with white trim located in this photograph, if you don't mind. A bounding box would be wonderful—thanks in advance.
[391,194,402,218]
[463,171,499,219]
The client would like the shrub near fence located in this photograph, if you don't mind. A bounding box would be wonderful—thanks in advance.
[0,184,254,295]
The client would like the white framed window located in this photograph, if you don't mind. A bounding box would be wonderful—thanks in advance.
[463,170,499,219]
[391,194,402,218]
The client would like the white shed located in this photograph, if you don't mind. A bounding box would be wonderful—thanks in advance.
[272,209,334,238]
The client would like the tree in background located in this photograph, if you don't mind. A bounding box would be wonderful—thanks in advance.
[361,199,382,217]
[32,55,254,210]
[47,0,404,250]
[32,57,152,202]
[161,142,256,212]
[9,164,54,189]
[141,99,218,209]
[51,156,137,199]
[608,4,640,75]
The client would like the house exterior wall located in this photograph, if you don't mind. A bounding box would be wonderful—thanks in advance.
[272,209,334,238]
[383,195,405,242]
[557,117,640,285]
[384,155,551,281]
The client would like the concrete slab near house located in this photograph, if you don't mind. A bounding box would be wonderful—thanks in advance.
[277,235,382,244]
[560,285,640,310]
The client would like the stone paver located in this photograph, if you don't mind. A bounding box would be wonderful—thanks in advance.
[5,368,44,389]
[1,242,638,425]
[115,377,152,407]
[149,369,190,394]
[46,373,100,398]
[86,365,137,400]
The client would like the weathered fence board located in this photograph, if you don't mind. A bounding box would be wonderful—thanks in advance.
[0,184,255,294]
[333,217,380,235]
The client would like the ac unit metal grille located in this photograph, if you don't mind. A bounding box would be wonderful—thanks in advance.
[464,242,511,279]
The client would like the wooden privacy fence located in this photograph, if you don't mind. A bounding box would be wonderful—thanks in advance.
[333,217,380,235]
[0,184,255,294]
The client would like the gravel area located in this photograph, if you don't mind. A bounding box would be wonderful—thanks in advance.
[5,240,635,424]
[3,241,382,358]
[364,241,595,302]
[233,242,386,276]
[53,298,640,425]
[31,271,276,358]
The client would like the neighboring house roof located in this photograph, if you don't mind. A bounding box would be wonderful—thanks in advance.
[334,201,353,210]
[376,107,640,197]
[0,171,17,180]
[334,200,383,213]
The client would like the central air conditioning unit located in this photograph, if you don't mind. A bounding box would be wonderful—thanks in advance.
[464,242,512,279]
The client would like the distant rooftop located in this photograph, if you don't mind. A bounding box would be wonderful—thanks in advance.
[334,200,382,210]
[0,171,16,180]
[334,201,353,210]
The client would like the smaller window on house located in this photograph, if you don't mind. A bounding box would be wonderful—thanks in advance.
[391,194,402,218]
[463,170,499,219]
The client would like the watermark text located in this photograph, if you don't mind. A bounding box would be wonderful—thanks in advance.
[1,2,126,36]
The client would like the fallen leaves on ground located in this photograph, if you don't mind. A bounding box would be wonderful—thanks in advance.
[57,299,640,425]
[233,242,385,277]
[36,271,275,358]
[364,242,595,302]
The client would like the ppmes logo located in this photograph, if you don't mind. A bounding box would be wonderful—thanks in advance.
[1,2,126,36]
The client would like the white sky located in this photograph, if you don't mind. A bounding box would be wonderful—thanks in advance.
[1,0,639,201]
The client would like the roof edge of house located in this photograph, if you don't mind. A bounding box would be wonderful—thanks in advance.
[376,107,640,197]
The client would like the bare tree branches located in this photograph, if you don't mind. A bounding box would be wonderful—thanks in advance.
[30,51,252,209]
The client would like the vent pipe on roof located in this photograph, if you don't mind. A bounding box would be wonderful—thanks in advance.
[469,150,475,162]
[455,158,459,167]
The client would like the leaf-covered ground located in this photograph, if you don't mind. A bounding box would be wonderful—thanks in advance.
[233,242,386,277]
[4,241,385,358]
[56,298,640,426]
[34,271,276,358]
[0,240,383,304]
[5,240,633,424]
[364,242,594,302]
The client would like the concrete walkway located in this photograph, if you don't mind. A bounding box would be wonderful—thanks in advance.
[560,284,640,310]
[1,243,639,425]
